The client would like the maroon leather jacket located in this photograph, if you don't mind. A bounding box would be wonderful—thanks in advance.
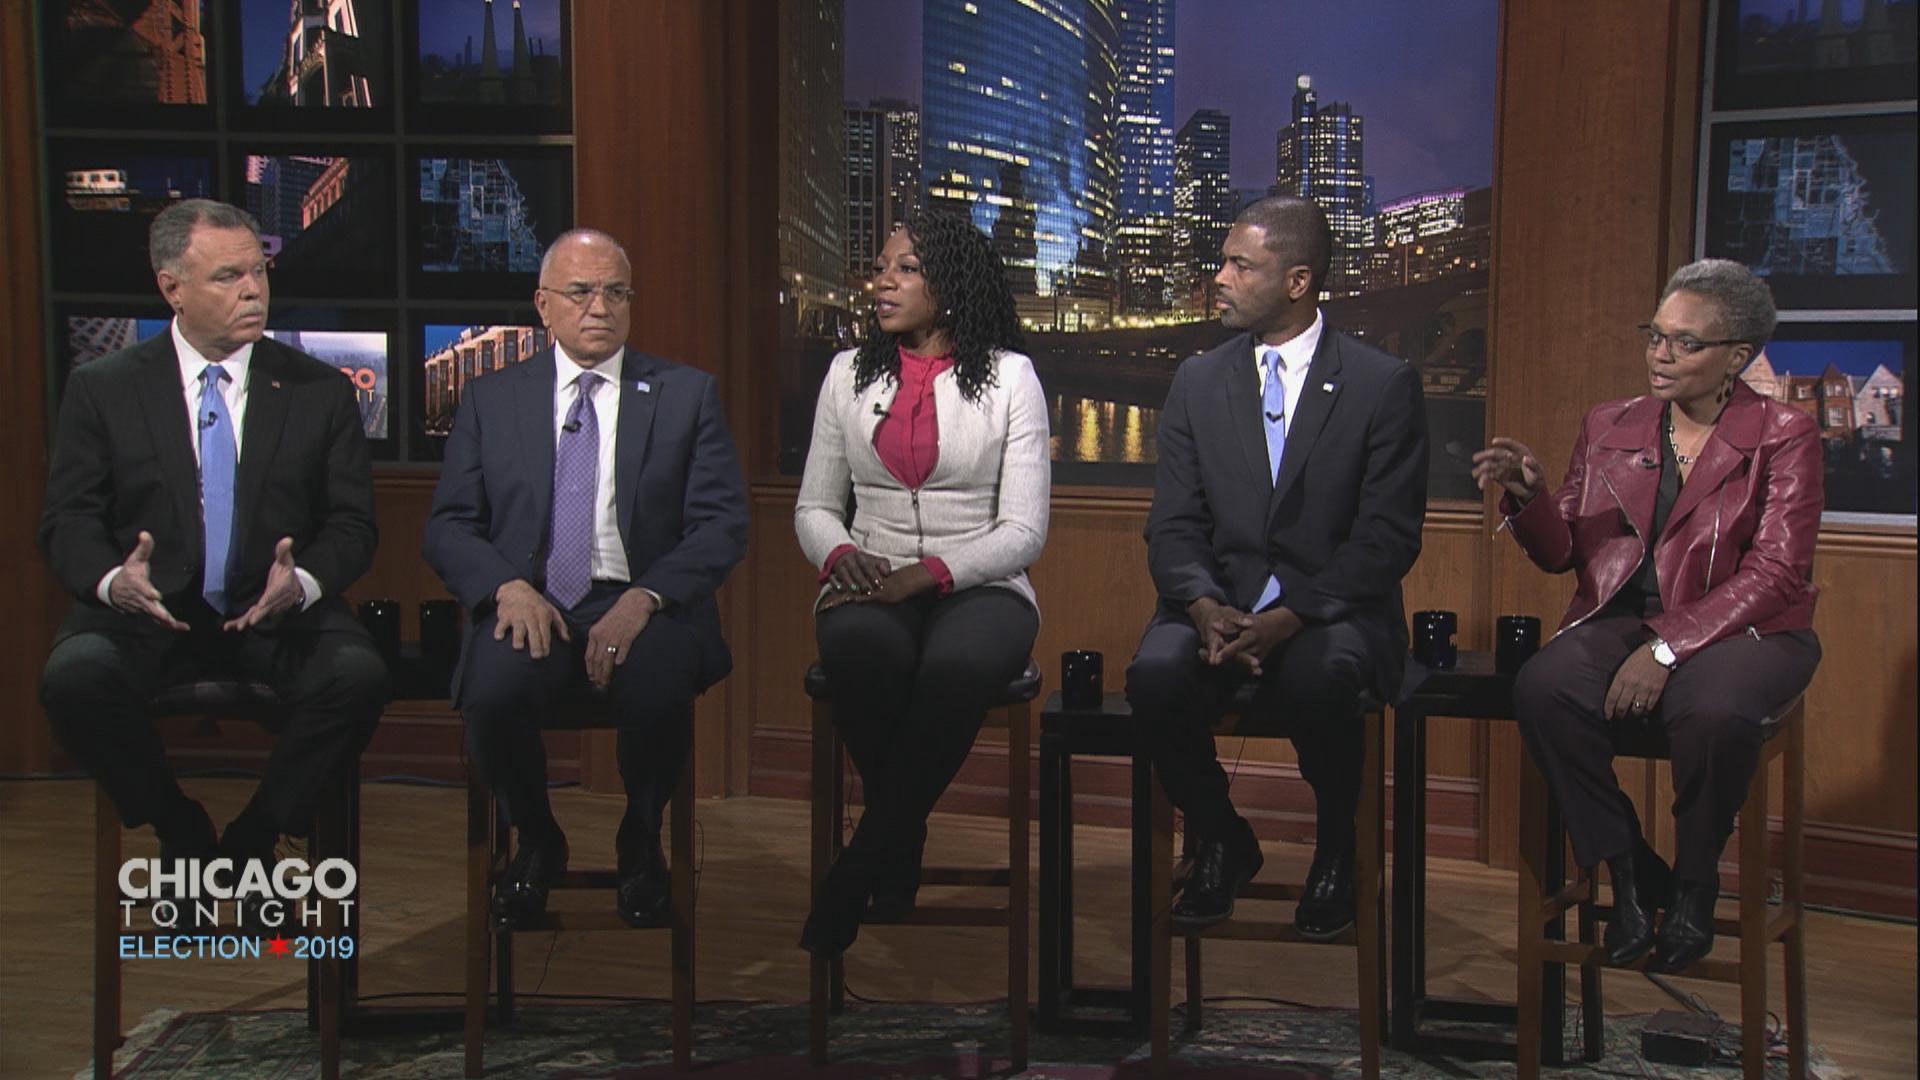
[1500,381,1822,664]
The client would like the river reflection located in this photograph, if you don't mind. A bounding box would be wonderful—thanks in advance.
[1049,394,1160,465]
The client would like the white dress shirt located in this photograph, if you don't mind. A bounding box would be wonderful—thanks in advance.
[552,344,633,585]
[1253,309,1323,436]
[97,320,319,610]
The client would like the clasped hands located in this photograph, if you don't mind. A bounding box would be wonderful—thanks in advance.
[493,579,658,691]
[1188,596,1302,677]
[816,550,936,612]
[108,530,305,632]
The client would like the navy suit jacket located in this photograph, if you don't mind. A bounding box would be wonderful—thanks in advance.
[1144,327,1429,698]
[421,347,749,701]
[38,332,376,643]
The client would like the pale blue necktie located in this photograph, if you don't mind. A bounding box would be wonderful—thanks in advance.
[1253,348,1285,612]
[545,372,603,610]
[198,364,237,614]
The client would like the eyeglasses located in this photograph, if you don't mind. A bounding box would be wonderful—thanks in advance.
[1637,323,1744,357]
[540,283,634,307]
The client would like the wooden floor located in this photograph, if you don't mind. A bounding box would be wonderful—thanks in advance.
[1,778,1912,1078]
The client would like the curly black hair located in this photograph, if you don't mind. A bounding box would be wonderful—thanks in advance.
[852,210,1025,404]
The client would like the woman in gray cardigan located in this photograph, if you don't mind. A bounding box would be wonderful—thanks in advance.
[794,212,1050,958]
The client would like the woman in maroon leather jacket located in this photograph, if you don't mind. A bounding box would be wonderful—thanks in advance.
[1473,259,1822,973]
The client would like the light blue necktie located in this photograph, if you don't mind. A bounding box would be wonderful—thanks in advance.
[1253,348,1286,612]
[198,364,237,614]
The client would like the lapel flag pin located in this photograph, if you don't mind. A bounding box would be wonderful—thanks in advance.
[272,379,282,389]
[636,380,651,393]
[1322,381,1335,392]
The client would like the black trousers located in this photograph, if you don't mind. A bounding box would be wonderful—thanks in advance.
[460,582,700,853]
[1127,610,1374,850]
[1514,610,1819,883]
[814,587,1039,856]
[40,603,389,838]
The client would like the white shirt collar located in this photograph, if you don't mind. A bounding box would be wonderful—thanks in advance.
[173,318,255,389]
[1257,310,1324,373]
[554,343,624,391]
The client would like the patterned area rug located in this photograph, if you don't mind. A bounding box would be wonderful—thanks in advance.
[86,1000,1839,1078]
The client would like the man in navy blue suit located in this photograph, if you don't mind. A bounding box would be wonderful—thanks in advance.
[423,229,748,928]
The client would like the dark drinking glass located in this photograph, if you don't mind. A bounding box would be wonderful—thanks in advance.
[357,599,401,668]
[1496,615,1542,674]
[419,599,463,694]
[1061,650,1104,710]
[1413,610,1458,670]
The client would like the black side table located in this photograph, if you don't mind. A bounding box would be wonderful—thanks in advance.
[1392,649,1570,1061]
[1036,690,1154,1036]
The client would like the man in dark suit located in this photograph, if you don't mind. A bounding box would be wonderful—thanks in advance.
[39,199,388,874]
[1128,196,1428,936]
[422,228,748,928]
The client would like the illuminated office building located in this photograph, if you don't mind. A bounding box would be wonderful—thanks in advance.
[780,0,847,315]
[844,100,920,280]
[1274,74,1373,294]
[1112,0,1175,312]
[1173,108,1231,312]
[883,100,922,234]
[923,0,1120,326]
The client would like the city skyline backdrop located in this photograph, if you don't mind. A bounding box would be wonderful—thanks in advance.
[842,0,1496,201]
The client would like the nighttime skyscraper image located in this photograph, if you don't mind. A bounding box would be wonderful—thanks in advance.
[1274,74,1373,295]
[244,0,382,107]
[417,0,564,106]
[922,0,1121,327]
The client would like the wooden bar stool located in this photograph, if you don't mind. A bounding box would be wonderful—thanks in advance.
[1148,688,1389,1080]
[463,700,697,1077]
[1517,694,1808,1079]
[804,659,1042,1070]
[93,680,358,1080]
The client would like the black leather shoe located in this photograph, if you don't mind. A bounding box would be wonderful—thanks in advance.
[217,828,282,933]
[800,851,877,958]
[1171,817,1264,929]
[1648,879,1717,973]
[1294,845,1357,942]
[864,823,927,924]
[1602,852,1657,966]
[494,830,569,930]
[615,836,671,928]
[156,800,220,868]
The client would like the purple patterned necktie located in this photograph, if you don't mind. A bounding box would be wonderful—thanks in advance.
[545,372,602,610]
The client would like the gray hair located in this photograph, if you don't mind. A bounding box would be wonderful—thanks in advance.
[149,199,260,274]
[538,228,631,279]
[1661,258,1777,349]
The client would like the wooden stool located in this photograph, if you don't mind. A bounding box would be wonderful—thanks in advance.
[462,700,696,1077]
[1149,690,1389,1080]
[1517,695,1808,1079]
[93,680,358,1080]
[804,659,1042,1069]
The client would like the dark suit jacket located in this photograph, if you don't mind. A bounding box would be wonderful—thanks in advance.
[421,347,749,700]
[1144,326,1429,697]
[38,332,378,642]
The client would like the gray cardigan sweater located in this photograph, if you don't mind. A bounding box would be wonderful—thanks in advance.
[795,347,1050,613]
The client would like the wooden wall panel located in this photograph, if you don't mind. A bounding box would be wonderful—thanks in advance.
[2,0,58,775]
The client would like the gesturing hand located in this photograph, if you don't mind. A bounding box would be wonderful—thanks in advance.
[107,531,188,631]
[494,579,571,659]
[583,588,656,690]
[225,537,304,631]
[1470,437,1546,503]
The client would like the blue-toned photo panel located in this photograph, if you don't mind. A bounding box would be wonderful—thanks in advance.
[1746,322,1916,518]
[408,0,570,132]
[408,150,571,298]
[264,327,392,443]
[1714,0,1919,110]
[1704,114,1918,311]
[47,141,216,295]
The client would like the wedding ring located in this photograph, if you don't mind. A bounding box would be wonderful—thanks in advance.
[605,645,618,654]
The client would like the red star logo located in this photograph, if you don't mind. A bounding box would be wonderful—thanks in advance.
[266,934,292,957]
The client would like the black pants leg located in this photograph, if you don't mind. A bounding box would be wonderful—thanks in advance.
[815,588,1039,853]
[1128,610,1371,848]
[41,627,195,833]
[1514,611,1819,881]
[233,622,389,837]
[608,613,704,852]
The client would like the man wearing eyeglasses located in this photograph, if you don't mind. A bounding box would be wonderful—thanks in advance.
[423,228,748,928]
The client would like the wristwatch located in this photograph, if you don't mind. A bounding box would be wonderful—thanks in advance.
[1648,638,1677,669]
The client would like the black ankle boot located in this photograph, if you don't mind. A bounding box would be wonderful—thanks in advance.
[1648,879,1718,973]
[1602,850,1657,966]
[799,851,876,959]
[864,823,926,924]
